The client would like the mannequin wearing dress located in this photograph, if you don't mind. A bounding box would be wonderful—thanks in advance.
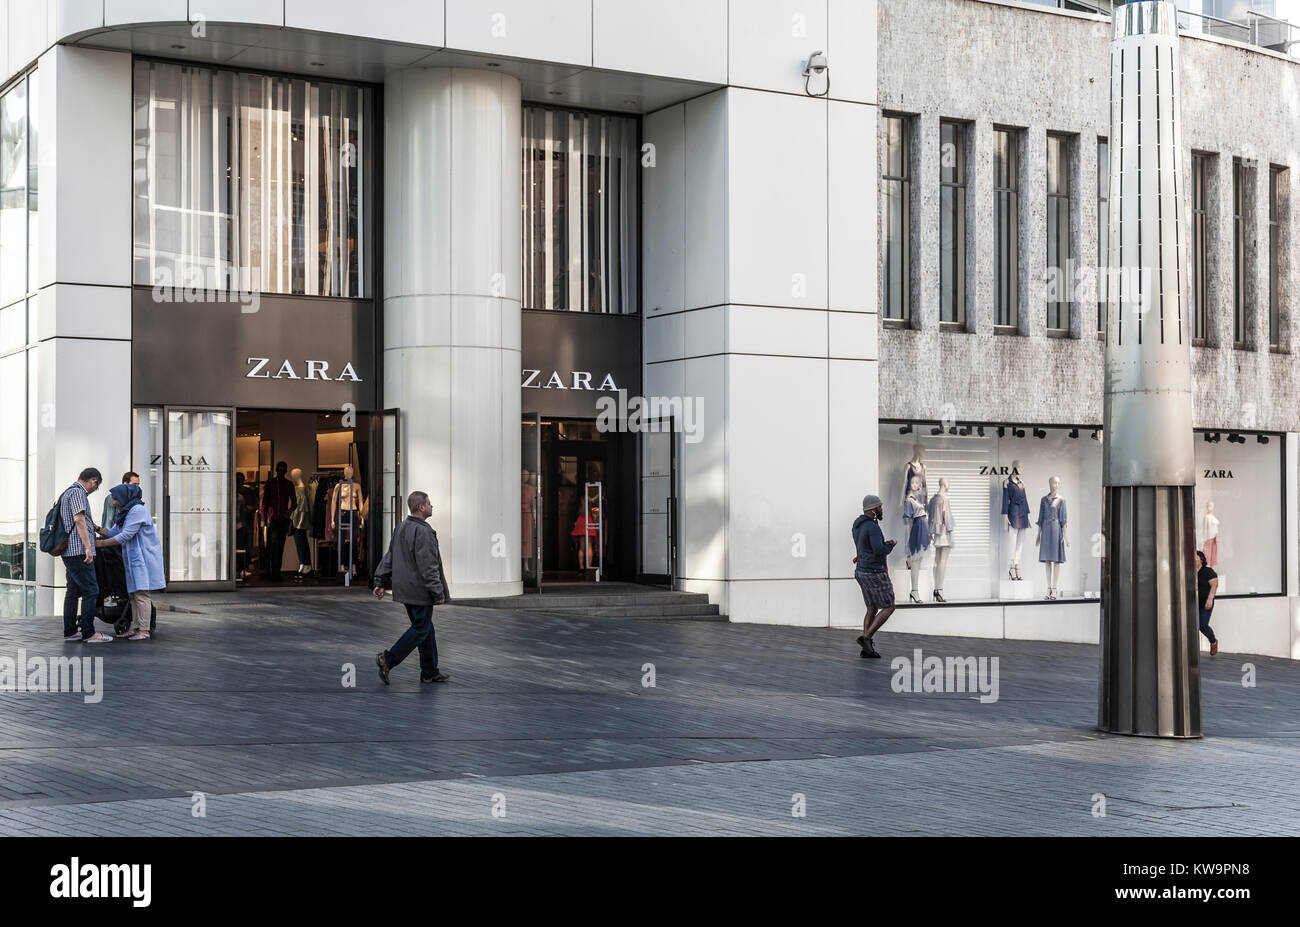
[1202,501,1219,567]
[1035,476,1068,600]
[902,475,930,603]
[901,445,929,511]
[289,467,314,575]
[1001,459,1030,581]
[928,477,954,603]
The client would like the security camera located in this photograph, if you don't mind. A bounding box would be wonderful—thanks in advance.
[802,50,830,97]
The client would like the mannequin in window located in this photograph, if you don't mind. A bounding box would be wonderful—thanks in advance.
[902,475,930,604]
[521,468,537,566]
[331,464,366,570]
[928,477,954,603]
[289,468,314,576]
[901,444,929,511]
[1001,459,1030,581]
[1202,501,1219,567]
[1035,476,1068,600]
[261,461,297,583]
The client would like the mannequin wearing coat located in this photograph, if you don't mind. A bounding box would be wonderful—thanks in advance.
[901,445,929,512]
[928,478,954,603]
[1202,501,1220,567]
[902,475,930,604]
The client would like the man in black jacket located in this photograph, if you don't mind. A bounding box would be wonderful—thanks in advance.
[373,490,450,684]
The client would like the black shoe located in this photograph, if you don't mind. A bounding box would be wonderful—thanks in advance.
[421,673,450,683]
[376,651,391,685]
[856,635,871,658]
[864,638,881,659]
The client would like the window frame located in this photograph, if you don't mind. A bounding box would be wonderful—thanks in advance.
[994,126,1022,333]
[1046,132,1075,334]
[939,119,969,329]
[881,112,914,326]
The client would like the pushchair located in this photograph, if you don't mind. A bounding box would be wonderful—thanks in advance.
[93,544,158,636]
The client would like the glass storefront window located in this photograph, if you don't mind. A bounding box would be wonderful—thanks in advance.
[877,423,1283,603]
[522,105,640,314]
[0,351,24,583]
[132,60,371,298]
[1,79,27,308]
[165,410,232,583]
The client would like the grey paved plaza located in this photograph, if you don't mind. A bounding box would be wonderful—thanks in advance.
[0,590,1297,836]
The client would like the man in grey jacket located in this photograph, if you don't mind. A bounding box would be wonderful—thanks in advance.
[373,490,450,684]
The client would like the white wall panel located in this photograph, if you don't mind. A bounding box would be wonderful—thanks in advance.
[879,604,1004,639]
[286,0,444,47]
[105,1,189,27]
[8,0,48,75]
[682,305,725,358]
[593,0,727,84]
[683,91,728,311]
[827,311,877,360]
[643,312,683,365]
[642,104,685,316]
[826,0,877,104]
[196,0,283,27]
[828,100,876,312]
[727,579,828,626]
[728,0,827,95]
[726,89,827,309]
[445,0,591,66]
[726,355,828,580]
[1004,602,1100,644]
[726,305,826,357]
[50,0,102,41]
[38,284,131,342]
[1209,598,1291,658]
[828,359,878,578]
[680,355,726,581]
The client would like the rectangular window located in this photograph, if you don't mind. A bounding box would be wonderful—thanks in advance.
[1269,166,1284,349]
[881,114,912,322]
[939,121,967,327]
[1233,157,1247,347]
[1046,133,1073,332]
[0,79,27,308]
[994,128,1021,329]
[522,105,640,314]
[132,59,371,298]
[1097,138,1108,334]
[1191,153,1210,343]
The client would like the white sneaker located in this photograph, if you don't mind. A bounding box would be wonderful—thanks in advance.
[82,633,113,643]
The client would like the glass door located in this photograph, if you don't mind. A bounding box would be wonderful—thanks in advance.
[163,407,235,588]
[640,418,677,586]
[371,409,402,560]
[522,413,541,589]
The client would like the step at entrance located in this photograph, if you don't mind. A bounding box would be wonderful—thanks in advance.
[461,583,725,621]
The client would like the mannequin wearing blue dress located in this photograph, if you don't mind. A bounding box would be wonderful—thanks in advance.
[902,475,930,604]
[1035,476,1068,600]
[1001,459,1031,581]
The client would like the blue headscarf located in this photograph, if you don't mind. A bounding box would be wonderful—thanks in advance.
[110,483,145,519]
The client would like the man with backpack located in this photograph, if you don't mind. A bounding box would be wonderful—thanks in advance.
[57,468,113,643]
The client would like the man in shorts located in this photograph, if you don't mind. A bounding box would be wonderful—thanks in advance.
[852,494,897,658]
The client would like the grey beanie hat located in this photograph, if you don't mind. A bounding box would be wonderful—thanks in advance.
[862,494,883,512]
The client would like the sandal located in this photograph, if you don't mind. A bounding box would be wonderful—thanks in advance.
[127,631,151,641]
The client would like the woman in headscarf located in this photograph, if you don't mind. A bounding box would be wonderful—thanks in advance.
[95,483,165,640]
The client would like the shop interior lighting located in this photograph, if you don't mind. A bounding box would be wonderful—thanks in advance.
[948,427,959,435]
[1257,435,1270,445]
[899,424,913,435]
[1033,428,1047,439]
[1090,430,1101,441]
[1228,433,1245,444]
[997,427,1006,438]
[960,425,972,436]
[977,426,986,437]
[1013,428,1026,438]
[1068,428,1079,439]
[931,425,943,435]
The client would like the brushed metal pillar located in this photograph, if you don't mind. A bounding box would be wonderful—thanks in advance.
[1099,1,1202,737]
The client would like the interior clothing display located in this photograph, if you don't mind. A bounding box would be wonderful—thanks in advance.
[293,483,314,531]
[261,474,296,523]
[521,481,537,559]
[928,492,953,547]
[1203,536,1218,567]
[1001,478,1030,529]
[903,495,930,556]
[1037,495,1067,563]
[902,460,928,508]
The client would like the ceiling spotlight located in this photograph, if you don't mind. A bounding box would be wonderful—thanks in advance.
[1033,428,1047,439]
[1068,428,1079,439]
[309,61,325,68]
[977,426,986,437]
[997,426,1006,438]
[1257,434,1270,444]
[1013,428,1026,438]
[959,425,972,436]
[930,425,943,436]
[1091,430,1101,441]
[899,424,913,435]
[948,427,958,436]
[1228,433,1245,444]
[485,62,502,68]
[1203,432,1214,443]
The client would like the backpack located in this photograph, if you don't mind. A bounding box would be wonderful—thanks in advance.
[38,489,73,557]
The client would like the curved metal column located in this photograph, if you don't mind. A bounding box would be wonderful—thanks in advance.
[1099,1,1201,737]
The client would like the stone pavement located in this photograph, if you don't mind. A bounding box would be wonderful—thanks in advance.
[0,589,1297,836]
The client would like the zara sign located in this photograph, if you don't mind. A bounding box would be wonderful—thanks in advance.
[520,310,640,418]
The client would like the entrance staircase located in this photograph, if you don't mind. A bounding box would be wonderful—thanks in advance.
[462,582,725,621]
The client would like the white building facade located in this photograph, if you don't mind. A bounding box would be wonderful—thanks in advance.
[0,0,1296,658]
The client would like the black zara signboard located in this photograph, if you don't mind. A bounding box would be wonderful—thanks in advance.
[132,290,377,410]
[520,309,641,419]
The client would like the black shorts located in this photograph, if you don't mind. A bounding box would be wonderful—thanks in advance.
[855,569,894,608]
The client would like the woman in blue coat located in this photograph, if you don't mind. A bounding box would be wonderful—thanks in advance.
[96,483,165,640]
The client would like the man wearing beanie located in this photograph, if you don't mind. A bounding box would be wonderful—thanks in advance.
[851,494,896,658]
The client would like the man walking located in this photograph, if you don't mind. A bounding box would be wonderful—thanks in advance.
[373,491,450,684]
[61,468,113,643]
[852,493,896,659]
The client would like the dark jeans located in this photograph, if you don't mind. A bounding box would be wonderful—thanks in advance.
[62,555,99,638]
[292,528,311,569]
[266,517,291,578]
[387,603,440,678]
[1198,605,1217,644]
